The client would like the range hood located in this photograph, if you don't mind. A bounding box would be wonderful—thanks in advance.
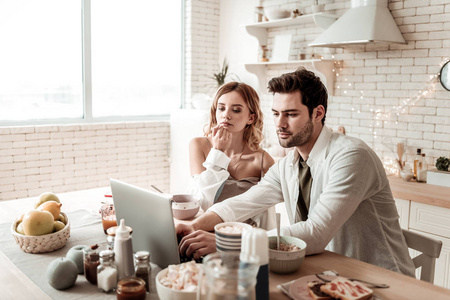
[309,0,406,48]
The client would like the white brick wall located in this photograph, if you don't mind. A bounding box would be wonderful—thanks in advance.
[208,0,450,170]
[0,122,170,201]
[184,0,220,106]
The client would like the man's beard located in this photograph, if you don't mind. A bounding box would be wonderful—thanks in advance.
[277,118,313,148]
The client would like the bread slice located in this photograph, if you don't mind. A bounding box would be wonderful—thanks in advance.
[307,281,334,300]
[319,277,373,300]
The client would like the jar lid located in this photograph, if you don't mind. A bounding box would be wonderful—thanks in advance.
[99,249,115,259]
[134,250,150,260]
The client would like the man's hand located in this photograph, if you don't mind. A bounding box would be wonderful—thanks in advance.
[175,222,195,237]
[178,230,216,260]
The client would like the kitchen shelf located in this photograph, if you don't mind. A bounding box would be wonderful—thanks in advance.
[245,13,337,30]
[245,59,339,96]
[243,13,339,96]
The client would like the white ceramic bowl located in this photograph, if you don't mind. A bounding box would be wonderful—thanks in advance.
[268,236,307,274]
[156,267,198,300]
[215,222,252,252]
[264,7,291,21]
[171,194,200,220]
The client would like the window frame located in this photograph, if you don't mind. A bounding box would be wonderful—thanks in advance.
[0,0,184,126]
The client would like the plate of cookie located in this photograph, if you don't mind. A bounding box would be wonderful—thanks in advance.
[289,275,374,300]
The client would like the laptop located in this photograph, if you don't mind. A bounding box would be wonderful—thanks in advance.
[110,178,182,269]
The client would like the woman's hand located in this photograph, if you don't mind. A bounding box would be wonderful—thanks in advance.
[178,230,217,260]
[211,125,231,152]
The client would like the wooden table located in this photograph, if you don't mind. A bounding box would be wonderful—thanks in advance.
[1,188,450,299]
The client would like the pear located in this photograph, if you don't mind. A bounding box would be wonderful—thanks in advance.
[34,192,60,209]
[22,210,55,236]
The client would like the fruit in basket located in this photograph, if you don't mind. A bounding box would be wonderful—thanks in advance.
[21,210,55,236]
[34,192,60,209]
[47,257,78,290]
[16,222,25,235]
[57,213,67,224]
[53,221,66,232]
[38,200,62,220]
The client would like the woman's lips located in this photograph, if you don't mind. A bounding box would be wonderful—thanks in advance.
[220,122,231,126]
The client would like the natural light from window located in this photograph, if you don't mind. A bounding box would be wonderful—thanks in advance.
[0,0,182,123]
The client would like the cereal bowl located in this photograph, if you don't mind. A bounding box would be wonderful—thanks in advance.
[171,194,200,220]
[268,235,307,274]
[214,222,252,253]
[156,265,199,300]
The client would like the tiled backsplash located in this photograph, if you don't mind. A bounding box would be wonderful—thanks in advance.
[0,122,170,201]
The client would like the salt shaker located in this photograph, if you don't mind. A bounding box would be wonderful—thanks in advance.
[241,227,269,300]
[97,250,117,293]
[135,251,151,293]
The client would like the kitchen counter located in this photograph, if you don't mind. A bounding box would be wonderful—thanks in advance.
[388,175,450,209]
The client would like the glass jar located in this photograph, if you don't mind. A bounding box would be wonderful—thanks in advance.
[134,251,151,293]
[116,277,146,300]
[97,250,118,293]
[83,244,108,285]
[200,252,259,300]
[101,203,117,234]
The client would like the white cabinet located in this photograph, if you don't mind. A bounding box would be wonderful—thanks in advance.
[394,198,410,229]
[243,13,340,95]
[394,198,450,289]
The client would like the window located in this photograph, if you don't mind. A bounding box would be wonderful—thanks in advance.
[0,0,183,125]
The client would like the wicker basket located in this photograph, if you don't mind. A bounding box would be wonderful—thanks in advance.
[11,212,70,254]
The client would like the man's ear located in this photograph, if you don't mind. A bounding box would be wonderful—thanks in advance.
[313,105,325,123]
[247,114,256,125]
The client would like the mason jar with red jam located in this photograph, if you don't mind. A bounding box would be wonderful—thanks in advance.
[117,277,146,300]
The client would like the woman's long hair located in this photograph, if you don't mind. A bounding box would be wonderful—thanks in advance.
[204,82,264,151]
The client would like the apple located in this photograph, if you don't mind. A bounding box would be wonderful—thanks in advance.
[46,257,78,290]
[21,210,54,236]
[66,245,88,274]
[34,192,60,209]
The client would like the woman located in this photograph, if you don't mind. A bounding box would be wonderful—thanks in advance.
[181,82,276,259]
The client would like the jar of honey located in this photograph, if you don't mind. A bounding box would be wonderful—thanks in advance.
[116,277,146,300]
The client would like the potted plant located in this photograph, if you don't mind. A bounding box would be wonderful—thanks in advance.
[427,156,450,187]
[210,58,239,89]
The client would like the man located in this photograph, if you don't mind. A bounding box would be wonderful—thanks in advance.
[177,68,415,276]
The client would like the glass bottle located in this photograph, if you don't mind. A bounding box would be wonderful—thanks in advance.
[116,277,146,300]
[97,250,118,293]
[134,251,151,293]
[417,153,427,182]
[413,148,422,179]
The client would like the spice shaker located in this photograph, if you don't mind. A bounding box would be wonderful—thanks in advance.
[97,250,118,293]
[114,219,134,280]
[134,251,151,293]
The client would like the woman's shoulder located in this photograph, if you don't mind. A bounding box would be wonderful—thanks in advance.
[190,136,211,148]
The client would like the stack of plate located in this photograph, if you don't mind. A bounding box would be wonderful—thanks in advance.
[214,222,252,253]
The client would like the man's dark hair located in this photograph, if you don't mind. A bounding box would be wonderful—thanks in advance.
[268,67,328,125]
